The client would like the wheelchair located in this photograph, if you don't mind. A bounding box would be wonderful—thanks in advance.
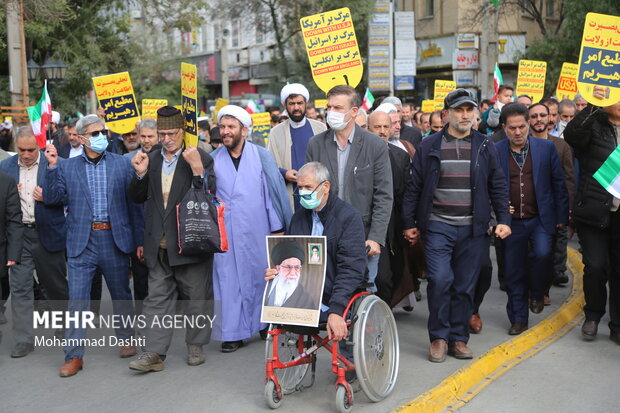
[264,289,399,412]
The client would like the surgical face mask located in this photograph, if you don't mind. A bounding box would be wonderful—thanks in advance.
[326,110,351,131]
[86,132,109,154]
[298,181,325,210]
[558,120,568,132]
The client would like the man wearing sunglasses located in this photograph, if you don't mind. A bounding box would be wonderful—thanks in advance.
[43,114,144,377]
[263,240,318,310]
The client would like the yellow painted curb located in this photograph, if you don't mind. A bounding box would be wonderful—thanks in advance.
[393,247,585,413]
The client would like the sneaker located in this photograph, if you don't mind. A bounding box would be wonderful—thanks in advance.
[129,351,164,372]
[187,344,205,366]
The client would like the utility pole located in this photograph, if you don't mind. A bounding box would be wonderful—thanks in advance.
[480,4,499,100]
[6,0,28,109]
[221,29,230,100]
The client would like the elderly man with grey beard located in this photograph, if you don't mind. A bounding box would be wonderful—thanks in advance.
[403,88,511,362]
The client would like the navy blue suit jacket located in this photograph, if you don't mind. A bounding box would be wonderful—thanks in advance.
[495,137,569,233]
[43,152,143,258]
[0,151,66,252]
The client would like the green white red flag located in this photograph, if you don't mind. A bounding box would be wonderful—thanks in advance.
[493,63,503,95]
[27,80,52,148]
[594,146,620,198]
[361,88,375,111]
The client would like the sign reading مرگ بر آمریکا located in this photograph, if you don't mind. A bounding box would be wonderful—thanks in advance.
[250,112,271,144]
[300,8,363,93]
[93,72,140,134]
[142,99,168,120]
[433,80,456,111]
[181,62,198,148]
[515,59,547,103]
[576,12,620,107]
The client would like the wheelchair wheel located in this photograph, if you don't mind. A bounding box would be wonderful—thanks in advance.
[352,295,399,402]
[265,326,310,394]
[335,385,353,413]
[264,379,282,409]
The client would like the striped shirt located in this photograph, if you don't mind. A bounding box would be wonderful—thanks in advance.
[83,151,109,223]
[430,132,472,226]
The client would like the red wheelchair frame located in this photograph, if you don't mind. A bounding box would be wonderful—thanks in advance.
[265,291,371,408]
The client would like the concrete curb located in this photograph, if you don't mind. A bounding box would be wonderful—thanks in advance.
[393,247,585,413]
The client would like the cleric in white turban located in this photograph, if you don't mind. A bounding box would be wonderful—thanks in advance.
[374,102,398,114]
[217,104,253,128]
[210,102,292,353]
[280,83,310,105]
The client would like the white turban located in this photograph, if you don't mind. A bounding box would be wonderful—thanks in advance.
[375,103,398,114]
[52,111,60,124]
[280,83,310,104]
[217,105,252,128]
[382,96,402,107]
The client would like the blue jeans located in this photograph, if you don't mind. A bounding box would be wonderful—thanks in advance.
[367,254,380,293]
[503,217,554,324]
[423,221,487,343]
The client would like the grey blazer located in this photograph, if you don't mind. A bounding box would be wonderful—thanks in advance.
[306,124,393,246]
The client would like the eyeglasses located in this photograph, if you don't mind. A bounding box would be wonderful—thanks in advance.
[280,265,302,272]
[294,180,327,200]
[157,129,180,139]
[87,129,107,138]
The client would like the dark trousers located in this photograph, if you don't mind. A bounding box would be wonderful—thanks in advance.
[576,210,620,333]
[89,253,147,314]
[503,217,554,324]
[473,235,493,314]
[10,227,67,344]
[423,221,487,344]
[494,236,505,288]
[142,248,213,355]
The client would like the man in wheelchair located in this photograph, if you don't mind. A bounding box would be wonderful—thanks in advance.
[265,161,367,353]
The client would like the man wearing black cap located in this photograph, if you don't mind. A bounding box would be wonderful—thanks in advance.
[264,240,318,310]
[129,106,216,372]
[403,88,511,363]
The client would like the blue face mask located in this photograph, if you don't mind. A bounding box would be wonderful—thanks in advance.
[298,181,326,210]
[86,131,109,154]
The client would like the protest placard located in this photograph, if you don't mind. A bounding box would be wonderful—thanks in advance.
[576,13,620,107]
[142,99,168,120]
[515,59,547,103]
[421,99,435,113]
[300,8,363,93]
[555,63,579,101]
[433,80,456,110]
[250,112,271,145]
[181,63,198,147]
[92,72,140,134]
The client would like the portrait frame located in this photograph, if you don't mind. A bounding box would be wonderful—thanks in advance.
[307,243,323,265]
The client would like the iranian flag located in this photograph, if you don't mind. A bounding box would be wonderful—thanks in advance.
[27,80,52,148]
[361,88,375,111]
[245,98,260,114]
[493,63,503,95]
[594,146,620,198]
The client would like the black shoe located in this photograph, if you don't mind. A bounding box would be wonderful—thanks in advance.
[499,282,506,292]
[402,306,414,312]
[610,330,620,345]
[581,320,598,340]
[553,272,569,286]
[221,340,244,353]
[259,328,269,340]
[508,322,528,335]
[530,300,544,314]
[11,342,34,358]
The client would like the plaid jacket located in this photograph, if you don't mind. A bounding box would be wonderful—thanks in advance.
[43,152,143,258]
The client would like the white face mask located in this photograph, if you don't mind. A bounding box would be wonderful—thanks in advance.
[557,120,568,133]
[327,109,351,131]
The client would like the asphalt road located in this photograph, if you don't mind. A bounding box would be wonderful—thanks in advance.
[0,242,609,413]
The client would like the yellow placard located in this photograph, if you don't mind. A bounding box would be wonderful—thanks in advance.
[577,13,620,107]
[314,99,328,109]
[300,8,363,93]
[555,63,579,101]
[92,72,140,134]
[213,98,229,123]
[181,62,198,148]
[433,80,457,110]
[516,59,547,103]
[142,99,168,120]
[251,112,271,144]
[421,99,435,113]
